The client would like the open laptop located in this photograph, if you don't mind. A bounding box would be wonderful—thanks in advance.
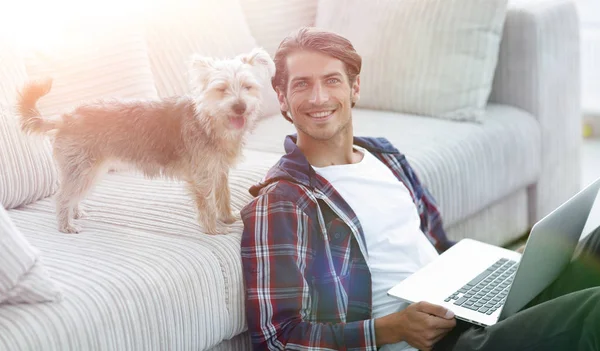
[387,177,600,327]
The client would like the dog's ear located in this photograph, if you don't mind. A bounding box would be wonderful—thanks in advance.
[238,48,276,80]
[189,55,216,90]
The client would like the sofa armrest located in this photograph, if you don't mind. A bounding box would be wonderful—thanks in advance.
[489,0,582,225]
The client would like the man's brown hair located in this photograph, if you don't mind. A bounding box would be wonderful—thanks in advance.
[272,27,362,123]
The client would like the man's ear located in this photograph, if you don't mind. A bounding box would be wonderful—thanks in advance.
[238,47,276,81]
[189,55,216,90]
[276,88,289,112]
[351,75,361,105]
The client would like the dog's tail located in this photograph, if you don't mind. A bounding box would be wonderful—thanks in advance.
[16,78,62,134]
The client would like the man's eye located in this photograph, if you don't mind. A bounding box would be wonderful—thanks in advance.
[327,78,340,84]
[295,81,307,88]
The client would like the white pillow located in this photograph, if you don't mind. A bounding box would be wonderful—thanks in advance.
[0,206,62,305]
[315,0,508,122]
[0,34,59,209]
[23,18,159,118]
[240,0,318,57]
[143,0,280,118]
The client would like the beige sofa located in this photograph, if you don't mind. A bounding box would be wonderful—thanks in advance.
[0,0,581,349]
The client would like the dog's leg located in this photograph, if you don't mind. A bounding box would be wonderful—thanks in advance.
[215,171,239,224]
[73,204,87,219]
[187,178,227,235]
[55,160,103,233]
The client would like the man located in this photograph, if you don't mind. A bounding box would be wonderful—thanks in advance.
[240,27,600,351]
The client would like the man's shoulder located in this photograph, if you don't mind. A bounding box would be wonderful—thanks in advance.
[354,136,403,155]
[241,179,314,216]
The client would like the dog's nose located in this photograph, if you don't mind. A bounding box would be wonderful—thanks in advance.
[232,101,246,115]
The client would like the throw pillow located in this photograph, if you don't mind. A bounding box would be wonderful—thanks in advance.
[0,33,58,209]
[315,0,508,122]
[23,18,159,118]
[0,206,62,305]
[143,0,280,118]
[240,0,319,57]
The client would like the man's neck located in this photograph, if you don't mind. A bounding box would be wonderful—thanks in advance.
[296,127,362,167]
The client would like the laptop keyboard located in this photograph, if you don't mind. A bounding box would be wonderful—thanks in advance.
[444,258,518,315]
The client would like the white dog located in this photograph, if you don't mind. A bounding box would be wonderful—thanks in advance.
[16,48,275,235]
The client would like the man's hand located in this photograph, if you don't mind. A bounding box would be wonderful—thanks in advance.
[375,301,456,351]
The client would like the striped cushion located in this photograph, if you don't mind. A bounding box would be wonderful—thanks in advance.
[240,0,318,56]
[245,105,541,227]
[143,0,280,118]
[315,0,508,122]
[23,19,158,118]
[143,0,257,98]
[1,150,281,350]
[0,206,61,305]
[0,34,58,209]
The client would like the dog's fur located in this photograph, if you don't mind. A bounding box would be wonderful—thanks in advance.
[16,48,275,235]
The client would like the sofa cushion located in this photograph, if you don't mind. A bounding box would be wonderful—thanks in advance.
[1,150,282,350]
[23,19,159,118]
[245,104,541,227]
[0,35,59,209]
[315,0,508,122]
[240,0,318,56]
[143,0,280,118]
[0,206,61,305]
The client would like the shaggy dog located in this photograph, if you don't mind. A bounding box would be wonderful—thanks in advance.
[16,48,275,235]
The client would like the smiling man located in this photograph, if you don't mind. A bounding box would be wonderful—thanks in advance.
[240,27,600,351]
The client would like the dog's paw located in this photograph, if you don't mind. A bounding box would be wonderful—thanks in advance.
[73,208,87,219]
[220,212,240,225]
[59,223,81,234]
[203,222,229,235]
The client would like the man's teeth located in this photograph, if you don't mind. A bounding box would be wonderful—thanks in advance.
[309,111,334,118]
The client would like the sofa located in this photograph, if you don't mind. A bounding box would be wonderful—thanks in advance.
[0,0,581,349]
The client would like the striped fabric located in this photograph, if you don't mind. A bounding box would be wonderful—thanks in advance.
[244,104,542,241]
[315,0,508,122]
[489,0,582,226]
[23,19,159,118]
[239,0,318,56]
[0,34,59,209]
[0,150,281,351]
[143,0,257,99]
[445,188,529,247]
[0,206,61,305]
[0,38,57,208]
[0,104,58,209]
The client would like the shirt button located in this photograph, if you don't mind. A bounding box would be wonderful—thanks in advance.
[334,233,341,239]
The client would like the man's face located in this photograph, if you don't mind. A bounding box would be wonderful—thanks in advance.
[277,50,360,142]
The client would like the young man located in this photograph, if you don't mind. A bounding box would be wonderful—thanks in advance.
[240,27,600,351]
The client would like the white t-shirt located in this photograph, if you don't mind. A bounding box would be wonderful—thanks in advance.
[313,146,440,351]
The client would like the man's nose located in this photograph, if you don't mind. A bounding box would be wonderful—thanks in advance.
[309,82,329,105]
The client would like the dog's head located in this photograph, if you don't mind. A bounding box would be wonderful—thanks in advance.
[188,48,275,137]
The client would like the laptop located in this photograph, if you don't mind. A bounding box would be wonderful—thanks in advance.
[387,177,600,327]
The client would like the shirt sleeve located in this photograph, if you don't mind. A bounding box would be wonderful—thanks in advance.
[400,157,455,253]
[240,191,378,351]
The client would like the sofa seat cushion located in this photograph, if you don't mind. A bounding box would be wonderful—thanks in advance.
[0,150,282,351]
[245,104,541,227]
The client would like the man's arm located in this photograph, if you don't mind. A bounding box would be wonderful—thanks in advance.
[240,192,378,351]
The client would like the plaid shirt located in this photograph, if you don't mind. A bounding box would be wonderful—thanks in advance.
[240,135,454,350]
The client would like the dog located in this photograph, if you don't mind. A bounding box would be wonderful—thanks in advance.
[16,47,275,235]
